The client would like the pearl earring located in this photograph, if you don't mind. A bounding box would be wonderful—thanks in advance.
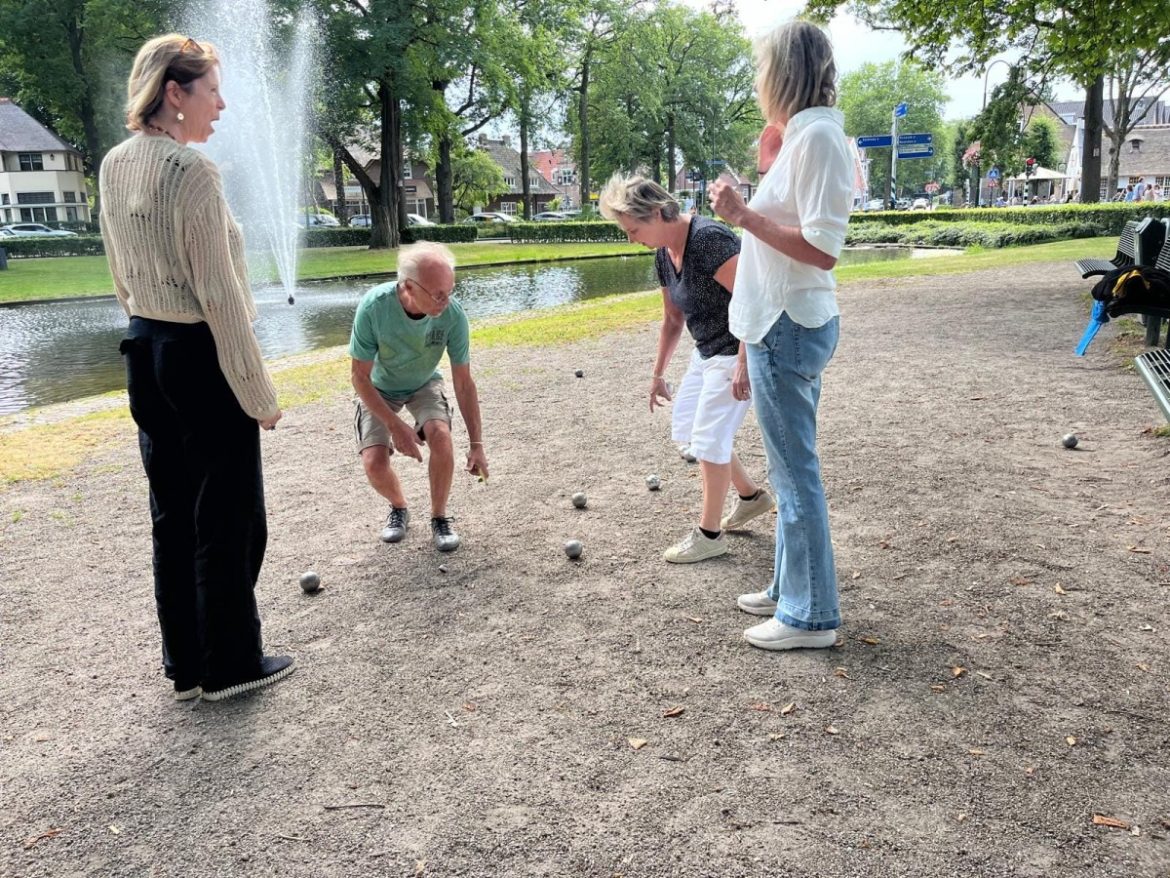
[177,112,185,122]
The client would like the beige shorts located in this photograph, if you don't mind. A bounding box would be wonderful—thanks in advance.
[353,376,452,454]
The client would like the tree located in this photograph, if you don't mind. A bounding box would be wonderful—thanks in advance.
[1102,48,1170,196]
[450,147,507,215]
[1022,115,1060,170]
[0,0,177,202]
[837,61,947,201]
[806,0,1169,202]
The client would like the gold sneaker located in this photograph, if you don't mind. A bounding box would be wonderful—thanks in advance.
[663,527,728,564]
[720,490,776,531]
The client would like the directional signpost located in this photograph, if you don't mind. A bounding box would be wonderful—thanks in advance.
[856,124,935,205]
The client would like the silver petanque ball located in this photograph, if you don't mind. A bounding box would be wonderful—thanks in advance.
[1062,433,1078,449]
[299,571,321,593]
[571,492,588,509]
[575,369,584,378]
[646,474,661,491]
[564,539,584,560]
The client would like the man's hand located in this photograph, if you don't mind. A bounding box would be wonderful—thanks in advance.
[758,123,783,176]
[259,410,282,431]
[389,420,423,462]
[709,180,748,226]
[649,376,672,412]
[466,445,489,481]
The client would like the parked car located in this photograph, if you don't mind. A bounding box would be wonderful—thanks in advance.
[864,198,885,212]
[407,213,435,226]
[295,213,340,228]
[462,211,516,224]
[911,197,930,210]
[349,214,371,227]
[532,211,568,221]
[1,222,78,237]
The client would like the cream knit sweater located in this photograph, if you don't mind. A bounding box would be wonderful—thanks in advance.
[100,135,279,420]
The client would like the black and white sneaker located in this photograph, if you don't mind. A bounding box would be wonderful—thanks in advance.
[381,507,410,543]
[431,516,461,552]
[201,655,296,702]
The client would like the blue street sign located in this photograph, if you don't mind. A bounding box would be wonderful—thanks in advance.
[987,167,1001,180]
[897,145,935,159]
[894,102,908,118]
[897,132,932,146]
[856,134,893,149]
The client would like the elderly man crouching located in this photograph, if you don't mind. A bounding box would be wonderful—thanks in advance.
[350,241,488,551]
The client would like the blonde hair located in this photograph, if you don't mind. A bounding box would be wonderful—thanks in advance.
[398,241,456,281]
[125,34,220,132]
[754,21,836,123]
[598,173,680,223]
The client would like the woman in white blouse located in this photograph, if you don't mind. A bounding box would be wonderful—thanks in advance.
[710,20,853,651]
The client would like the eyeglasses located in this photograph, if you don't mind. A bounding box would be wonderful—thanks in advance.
[407,277,453,305]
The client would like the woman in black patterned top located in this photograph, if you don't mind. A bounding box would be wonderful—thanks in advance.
[599,173,776,564]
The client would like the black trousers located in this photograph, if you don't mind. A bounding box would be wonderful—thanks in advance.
[121,317,266,689]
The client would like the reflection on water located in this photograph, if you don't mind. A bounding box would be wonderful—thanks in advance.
[0,247,913,415]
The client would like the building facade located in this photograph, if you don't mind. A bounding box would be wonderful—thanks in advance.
[0,98,91,226]
[476,135,561,216]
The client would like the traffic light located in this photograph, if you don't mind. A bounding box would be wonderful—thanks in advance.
[1024,157,1036,179]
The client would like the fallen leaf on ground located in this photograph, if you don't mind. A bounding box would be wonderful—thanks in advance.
[951,666,967,678]
[1136,663,1151,673]
[768,732,786,741]
[975,671,994,680]
[1139,625,1155,632]
[878,540,890,549]
[1009,576,1034,586]
[628,738,648,750]
[462,703,477,712]
[859,636,880,645]
[968,748,986,756]
[415,859,427,876]
[851,570,861,580]
[1025,766,1036,777]
[1054,584,1067,595]
[957,812,968,822]
[108,825,121,835]
[662,706,685,718]
[825,725,839,735]
[1092,814,1130,829]
[930,684,946,693]
[780,702,797,716]
[748,702,773,712]
[1066,736,1077,746]
[833,667,850,679]
[1127,546,1151,554]
[685,616,703,624]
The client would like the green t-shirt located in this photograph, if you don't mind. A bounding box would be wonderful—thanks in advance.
[348,281,471,397]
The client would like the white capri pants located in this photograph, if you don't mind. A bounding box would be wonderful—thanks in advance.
[671,348,750,465]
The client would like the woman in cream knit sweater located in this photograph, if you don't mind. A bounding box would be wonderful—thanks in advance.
[100,34,294,702]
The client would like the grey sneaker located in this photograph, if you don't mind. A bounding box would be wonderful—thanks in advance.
[721,490,776,531]
[431,516,461,552]
[737,589,778,616]
[743,618,836,651]
[663,527,727,563]
[381,507,410,543]
[678,444,698,463]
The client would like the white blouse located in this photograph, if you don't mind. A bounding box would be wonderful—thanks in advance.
[730,106,854,342]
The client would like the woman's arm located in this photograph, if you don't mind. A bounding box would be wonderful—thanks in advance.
[650,289,685,411]
[709,187,837,271]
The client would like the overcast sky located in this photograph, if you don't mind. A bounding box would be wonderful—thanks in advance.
[681,0,1084,120]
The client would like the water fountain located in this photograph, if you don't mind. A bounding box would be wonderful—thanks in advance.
[185,0,316,305]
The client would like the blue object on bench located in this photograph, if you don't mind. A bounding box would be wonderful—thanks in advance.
[1075,299,1110,356]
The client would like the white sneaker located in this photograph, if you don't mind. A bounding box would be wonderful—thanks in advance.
[736,589,778,616]
[744,618,837,651]
[678,445,698,463]
[721,490,776,530]
[663,527,727,563]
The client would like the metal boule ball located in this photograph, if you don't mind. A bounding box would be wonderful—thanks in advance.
[575,369,584,378]
[646,474,661,491]
[571,492,588,509]
[1062,433,1078,449]
[564,539,583,560]
[299,571,321,593]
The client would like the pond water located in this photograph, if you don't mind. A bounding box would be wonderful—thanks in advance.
[0,248,917,415]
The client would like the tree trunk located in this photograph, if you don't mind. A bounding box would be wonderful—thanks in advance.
[64,13,102,214]
[333,149,349,224]
[519,95,532,220]
[578,47,592,211]
[372,80,401,249]
[667,114,677,193]
[1080,76,1104,204]
[437,135,455,223]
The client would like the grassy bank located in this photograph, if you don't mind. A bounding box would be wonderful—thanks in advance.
[0,242,647,305]
[0,236,1116,485]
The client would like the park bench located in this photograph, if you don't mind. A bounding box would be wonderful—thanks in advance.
[1134,348,1170,422]
[1139,219,1170,346]
[1074,217,1165,278]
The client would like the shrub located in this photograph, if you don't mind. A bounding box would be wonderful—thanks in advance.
[402,224,477,244]
[0,235,106,258]
[508,221,628,244]
[844,219,1106,249]
[848,202,1168,234]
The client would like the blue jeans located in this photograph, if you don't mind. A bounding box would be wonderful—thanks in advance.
[746,312,840,631]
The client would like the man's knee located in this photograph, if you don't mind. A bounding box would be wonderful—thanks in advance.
[422,419,452,452]
[360,445,393,479]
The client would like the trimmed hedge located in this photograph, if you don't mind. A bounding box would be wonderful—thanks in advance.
[1,235,105,258]
[508,221,628,244]
[402,224,477,244]
[300,224,477,248]
[845,219,1107,249]
[849,202,1169,234]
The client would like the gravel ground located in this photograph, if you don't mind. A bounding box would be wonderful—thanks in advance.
[2,260,1169,878]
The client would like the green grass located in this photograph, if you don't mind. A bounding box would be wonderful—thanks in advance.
[0,242,647,304]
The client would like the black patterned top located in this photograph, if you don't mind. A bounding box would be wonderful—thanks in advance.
[655,216,741,358]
